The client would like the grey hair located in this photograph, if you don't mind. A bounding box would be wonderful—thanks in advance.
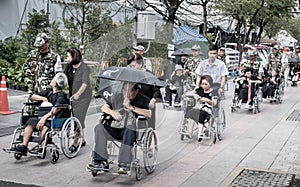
[53,72,68,90]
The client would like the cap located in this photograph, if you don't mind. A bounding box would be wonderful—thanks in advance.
[191,44,201,51]
[219,47,225,51]
[296,46,300,49]
[279,45,283,50]
[34,33,50,47]
[175,64,183,71]
[273,45,279,50]
[133,45,145,51]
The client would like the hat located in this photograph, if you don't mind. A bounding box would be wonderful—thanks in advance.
[219,47,225,51]
[279,45,283,50]
[296,46,300,49]
[133,45,145,51]
[273,45,279,50]
[34,33,50,47]
[175,64,183,71]
[191,44,201,51]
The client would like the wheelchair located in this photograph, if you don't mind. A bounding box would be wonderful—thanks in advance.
[231,81,263,114]
[3,99,83,164]
[178,88,226,144]
[87,113,158,181]
[265,78,284,104]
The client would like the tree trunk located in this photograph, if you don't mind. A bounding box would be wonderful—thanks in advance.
[202,4,208,36]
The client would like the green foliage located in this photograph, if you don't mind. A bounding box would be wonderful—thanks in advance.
[62,0,116,46]
[20,9,50,53]
[286,18,300,42]
[0,37,22,64]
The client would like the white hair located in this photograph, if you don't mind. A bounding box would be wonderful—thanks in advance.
[53,72,68,90]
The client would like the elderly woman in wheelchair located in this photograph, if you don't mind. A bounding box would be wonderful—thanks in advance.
[181,75,219,142]
[4,73,81,163]
[87,82,156,178]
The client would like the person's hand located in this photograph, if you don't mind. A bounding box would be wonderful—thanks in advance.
[73,93,80,100]
[36,117,46,130]
[149,98,156,109]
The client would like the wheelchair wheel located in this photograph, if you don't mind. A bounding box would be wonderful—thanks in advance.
[50,149,59,164]
[135,166,143,181]
[217,108,226,141]
[143,128,158,174]
[60,117,82,159]
[14,152,22,160]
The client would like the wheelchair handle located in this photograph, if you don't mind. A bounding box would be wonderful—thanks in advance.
[23,102,40,106]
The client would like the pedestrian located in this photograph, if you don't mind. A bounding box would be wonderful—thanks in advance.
[184,44,202,86]
[133,45,153,72]
[23,33,62,95]
[64,47,92,150]
[195,45,229,90]
[240,51,263,78]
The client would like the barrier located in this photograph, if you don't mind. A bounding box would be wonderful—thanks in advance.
[0,76,17,115]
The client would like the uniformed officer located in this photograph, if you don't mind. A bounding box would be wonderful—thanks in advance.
[268,45,283,75]
[241,51,263,78]
[23,33,62,95]
[184,44,202,87]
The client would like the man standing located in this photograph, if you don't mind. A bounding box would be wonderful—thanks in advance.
[23,33,62,95]
[240,51,263,78]
[184,44,202,87]
[133,45,152,72]
[195,45,228,90]
[268,45,283,74]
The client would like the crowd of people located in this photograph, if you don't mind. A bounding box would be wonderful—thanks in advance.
[10,31,300,175]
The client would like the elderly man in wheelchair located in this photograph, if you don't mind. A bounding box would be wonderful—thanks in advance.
[233,67,262,111]
[3,73,82,163]
[87,82,156,177]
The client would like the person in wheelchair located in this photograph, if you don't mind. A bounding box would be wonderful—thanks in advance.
[235,67,262,109]
[88,83,151,175]
[262,69,280,99]
[184,75,219,141]
[14,73,70,155]
[164,65,186,106]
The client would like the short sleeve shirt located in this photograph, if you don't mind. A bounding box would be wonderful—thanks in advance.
[195,59,229,84]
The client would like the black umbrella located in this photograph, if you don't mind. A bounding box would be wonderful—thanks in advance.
[171,48,193,56]
[96,67,165,107]
[97,66,165,87]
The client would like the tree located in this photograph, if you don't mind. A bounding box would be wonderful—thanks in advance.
[286,17,300,42]
[185,0,213,37]
[61,0,116,48]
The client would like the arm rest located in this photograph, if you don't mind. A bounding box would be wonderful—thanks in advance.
[23,102,40,106]
[54,104,69,108]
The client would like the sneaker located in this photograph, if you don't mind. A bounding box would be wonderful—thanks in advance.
[88,160,109,172]
[15,144,28,155]
[118,164,130,175]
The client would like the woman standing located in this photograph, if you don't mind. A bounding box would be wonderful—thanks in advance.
[65,47,92,150]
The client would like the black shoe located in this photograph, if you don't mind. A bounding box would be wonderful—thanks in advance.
[88,161,109,172]
[15,145,28,155]
[81,141,86,147]
[29,145,43,154]
[69,145,79,153]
